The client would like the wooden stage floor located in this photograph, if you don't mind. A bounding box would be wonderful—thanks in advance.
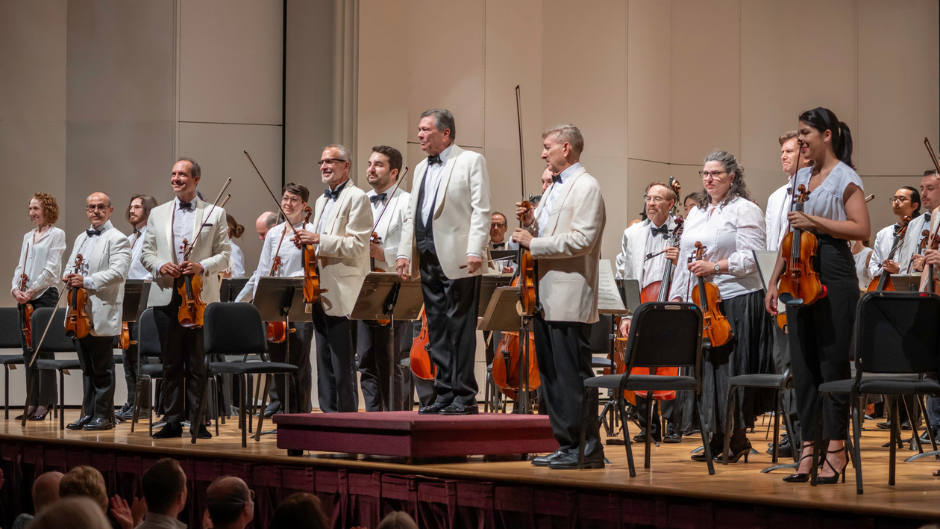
[2,409,940,524]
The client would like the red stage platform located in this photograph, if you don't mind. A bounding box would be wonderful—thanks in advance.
[273,411,558,458]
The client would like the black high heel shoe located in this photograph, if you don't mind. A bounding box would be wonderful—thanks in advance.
[783,445,815,483]
[28,406,51,421]
[816,447,848,485]
[725,439,752,463]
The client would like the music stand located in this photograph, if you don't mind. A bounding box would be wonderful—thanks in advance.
[122,280,151,323]
[479,275,513,315]
[491,250,518,262]
[220,277,250,302]
[479,285,536,413]
[890,274,921,292]
[252,277,313,324]
[350,272,424,408]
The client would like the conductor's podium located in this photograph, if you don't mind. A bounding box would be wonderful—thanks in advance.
[273,411,557,459]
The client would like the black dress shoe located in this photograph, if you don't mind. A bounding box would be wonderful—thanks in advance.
[83,418,114,431]
[153,422,183,439]
[418,401,451,415]
[191,424,212,439]
[532,448,568,467]
[441,403,479,415]
[549,451,605,469]
[633,428,662,444]
[67,415,94,430]
[115,404,134,422]
[663,426,682,444]
[920,427,939,444]
[767,437,793,458]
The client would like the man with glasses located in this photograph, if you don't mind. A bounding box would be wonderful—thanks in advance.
[62,192,131,431]
[613,182,682,443]
[488,212,517,274]
[205,477,254,529]
[868,186,922,283]
[293,145,371,413]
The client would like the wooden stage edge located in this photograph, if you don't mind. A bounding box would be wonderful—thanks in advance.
[2,410,940,524]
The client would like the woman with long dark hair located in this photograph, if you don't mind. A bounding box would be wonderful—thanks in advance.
[765,107,870,484]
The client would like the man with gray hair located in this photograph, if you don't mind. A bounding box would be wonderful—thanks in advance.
[255,211,278,241]
[11,471,64,529]
[205,476,254,529]
[397,109,492,415]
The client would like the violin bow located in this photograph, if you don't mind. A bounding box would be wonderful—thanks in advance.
[371,167,410,235]
[926,137,940,175]
[244,150,313,238]
[26,253,81,369]
[182,178,232,259]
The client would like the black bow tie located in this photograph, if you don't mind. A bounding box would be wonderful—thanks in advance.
[552,173,561,184]
[133,228,141,236]
[894,224,904,235]
[178,201,192,210]
[926,213,932,222]
[86,229,102,237]
[370,193,387,204]
[428,154,442,166]
[493,242,506,249]
[324,188,341,200]
[650,224,669,237]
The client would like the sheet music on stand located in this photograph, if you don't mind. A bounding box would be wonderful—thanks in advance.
[597,259,627,315]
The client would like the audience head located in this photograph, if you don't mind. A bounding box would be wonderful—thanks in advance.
[206,476,254,529]
[30,497,111,529]
[59,466,108,513]
[142,458,187,517]
[269,492,330,529]
[32,471,64,512]
[377,511,418,529]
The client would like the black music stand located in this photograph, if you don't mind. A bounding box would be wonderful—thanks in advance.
[122,280,152,323]
[350,272,424,408]
[252,277,313,324]
[220,277,250,302]
[479,285,535,413]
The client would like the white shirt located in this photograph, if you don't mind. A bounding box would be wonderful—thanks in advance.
[900,212,931,268]
[854,246,873,290]
[538,163,581,237]
[76,221,118,290]
[317,180,349,235]
[490,238,519,272]
[765,179,792,252]
[127,226,152,280]
[172,197,196,263]
[668,196,766,301]
[641,220,670,289]
[228,240,246,278]
[419,144,453,223]
[868,221,919,277]
[235,220,310,303]
[791,162,864,222]
[11,226,66,299]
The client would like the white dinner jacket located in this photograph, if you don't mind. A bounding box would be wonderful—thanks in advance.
[615,217,678,281]
[312,180,372,318]
[398,144,492,279]
[63,222,131,337]
[140,197,231,307]
[526,166,606,324]
[372,187,411,270]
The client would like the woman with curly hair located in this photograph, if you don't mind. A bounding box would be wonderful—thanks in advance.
[11,192,66,420]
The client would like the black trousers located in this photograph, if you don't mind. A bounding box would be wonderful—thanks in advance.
[19,288,58,406]
[267,321,313,413]
[312,303,357,413]
[74,334,116,420]
[357,320,410,411]
[533,315,603,457]
[153,289,206,425]
[418,248,480,406]
[635,396,683,434]
[121,321,153,408]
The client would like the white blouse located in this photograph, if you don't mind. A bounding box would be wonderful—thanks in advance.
[854,246,873,290]
[668,196,766,301]
[235,220,311,303]
[791,162,864,222]
[228,240,246,278]
[11,227,66,300]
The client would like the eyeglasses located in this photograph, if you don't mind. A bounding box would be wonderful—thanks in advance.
[492,223,507,228]
[318,158,347,166]
[85,204,109,212]
[282,195,302,204]
[643,196,667,204]
[889,196,911,204]
[699,171,727,179]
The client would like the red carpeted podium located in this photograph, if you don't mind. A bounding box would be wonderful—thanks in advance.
[273,411,558,458]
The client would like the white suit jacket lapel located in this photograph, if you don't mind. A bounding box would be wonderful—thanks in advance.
[377,190,401,238]
[632,220,651,279]
[546,168,587,236]
[164,204,174,258]
[433,145,463,218]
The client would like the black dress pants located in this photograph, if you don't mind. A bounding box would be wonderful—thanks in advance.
[533,315,603,457]
[267,321,313,413]
[19,288,58,406]
[153,289,206,425]
[122,321,152,408]
[357,320,409,411]
[74,334,116,420]
[418,248,480,406]
[312,303,358,413]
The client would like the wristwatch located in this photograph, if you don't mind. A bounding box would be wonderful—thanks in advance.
[713,263,721,274]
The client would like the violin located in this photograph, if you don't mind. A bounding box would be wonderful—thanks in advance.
[19,243,33,348]
[866,215,910,292]
[690,242,733,348]
[118,322,136,349]
[776,176,827,330]
[64,254,91,339]
[409,311,436,380]
[265,225,292,343]
[176,238,207,328]
[299,205,324,308]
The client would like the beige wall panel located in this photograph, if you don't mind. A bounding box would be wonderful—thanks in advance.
[0,0,66,121]
[670,0,740,165]
[66,0,175,122]
[590,155,630,263]
[179,122,282,274]
[406,0,485,148]
[356,0,409,186]
[484,0,542,223]
[0,121,67,308]
[858,0,940,175]
[179,0,283,125]
[741,0,856,177]
[627,0,671,163]
[861,176,922,240]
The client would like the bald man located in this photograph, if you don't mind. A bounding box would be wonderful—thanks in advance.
[206,476,254,529]
[11,471,64,529]
[256,211,277,241]
[62,192,131,431]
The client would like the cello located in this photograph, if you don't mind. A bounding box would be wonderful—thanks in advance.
[18,244,33,349]
[64,254,91,339]
[409,311,436,380]
[690,242,734,347]
[866,215,910,292]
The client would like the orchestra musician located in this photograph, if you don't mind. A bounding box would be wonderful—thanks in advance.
[256,211,277,241]
[224,214,246,278]
[63,192,131,430]
[292,144,371,413]
[540,166,554,193]
[766,107,869,484]
[614,181,682,444]
[488,212,518,274]
[12,193,66,421]
[868,186,920,281]
[236,183,315,415]
[667,150,775,463]
[396,109,492,416]
[115,194,157,423]
[141,157,231,439]
[357,145,412,412]
[907,169,940,274]
[513,124,607,469]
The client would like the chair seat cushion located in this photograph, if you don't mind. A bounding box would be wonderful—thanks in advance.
[729,374,790,389]
[140,364,163,377]
[34,359,81,370]
[586,374,697,392]
[208,361,298,375]
[0,355,24,366]
[820,377,940,396]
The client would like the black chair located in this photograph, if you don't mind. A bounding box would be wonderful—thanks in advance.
[130,308,164,435]
[196,302,298,447]
[722,370,797,470]
[578,302,714,477]
[814,292,940,494]
[0,307,25,419]
[29,308,81,430]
